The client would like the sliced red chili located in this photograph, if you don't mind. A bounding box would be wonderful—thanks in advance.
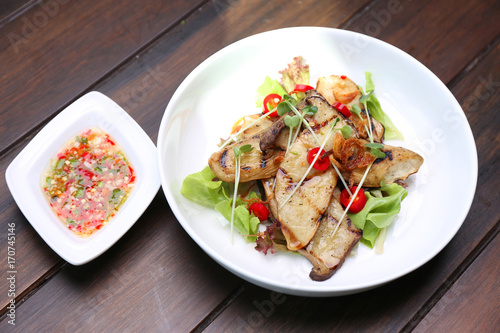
[307,147,330,171]
[105,134,115,146]
[340,186,367,213]
[263,94,282,117]
[292,84,315,92]
[332,101,352,117]
[249,202,269,222]
[129,166,135,182]
[340,75,347,79]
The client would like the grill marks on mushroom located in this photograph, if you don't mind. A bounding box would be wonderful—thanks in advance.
[207,80,423,281]
[298,190,362,281]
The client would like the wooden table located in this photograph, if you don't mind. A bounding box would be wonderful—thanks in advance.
[1,0,498,331]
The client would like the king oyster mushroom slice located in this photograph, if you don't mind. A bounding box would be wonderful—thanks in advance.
[208,115,285,183]
[298,188,362,281]
[346,144,424,187]
[273,99,349,251]
[208,135,285,183]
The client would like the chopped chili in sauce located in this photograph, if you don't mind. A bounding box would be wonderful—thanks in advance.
[42,128,135,237]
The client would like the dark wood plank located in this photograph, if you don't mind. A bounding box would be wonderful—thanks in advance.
[0,0,202,154]
[204,20,500,333]
[0,144,63,310]
[0,192,244,332]
[1,0,498,330]
[100,0,371,141]
[413,233,500,333]
[0,0,370,327]
[0,0,35,23]
[343,0,500,83]
[0,0,206,310]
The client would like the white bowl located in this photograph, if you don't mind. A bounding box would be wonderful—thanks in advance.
[6,91,160,265]
[157,27,477,296]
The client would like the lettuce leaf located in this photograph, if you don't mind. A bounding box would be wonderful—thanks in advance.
[180,166,231,208]
[181,166,260,242]
[215,196,260,242]
[255,76,287,108]
[365,72,404,141]
[348,182,408,248]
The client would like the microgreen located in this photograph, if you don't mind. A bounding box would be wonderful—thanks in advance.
[339,125,352,139]
[365,142,384,149]
[279,117,344,210]
[289,105,319,148]
[278,95,320,145]
[282,94,297,105]
[302,105,318,117]
[284,114,301,128]
[277,101,291,116]
[359,90,373,104]
[351,104,362,118]
[284,114,301,155]
[359,87,375,143]
[219,111,277,151]
[230,144,254,243]
[233,144,253,157]
[365,142,386,158]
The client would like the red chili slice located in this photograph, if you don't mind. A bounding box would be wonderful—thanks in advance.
[249,202,269,222]
[129,166,135,183]
[263,94,282,117]
[340,186,367,213]
[105,134,115,146]
[307,147,330,171]
[340,75,347,79]
[292,84,315,92]
[332,101,352,117]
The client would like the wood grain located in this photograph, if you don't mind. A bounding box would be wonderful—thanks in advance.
[0,0,35,24]
[0,0,498,330]
[0,0,202,154]
[343,0,500,83]
[0,0,370,325]
[0,144,63,310]
[414,233,500,333]
[0,193,244,332]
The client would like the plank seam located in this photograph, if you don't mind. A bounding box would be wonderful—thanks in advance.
[0,0,212,160]
[400,219,500,333]
[0,260,67,321]
[190,282,246,333]
[338,0,376,29]
[446,34,500,91]
[0,0,40,29]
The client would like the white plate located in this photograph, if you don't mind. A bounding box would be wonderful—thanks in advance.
[157,27,477,296]
[6,91,160,265]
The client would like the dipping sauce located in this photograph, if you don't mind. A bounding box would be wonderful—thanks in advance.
[42,128,135,237]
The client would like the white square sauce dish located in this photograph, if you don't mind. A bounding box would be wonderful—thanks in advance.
[6,91,160,265]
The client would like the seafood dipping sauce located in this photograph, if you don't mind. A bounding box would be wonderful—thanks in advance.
[42,128,135,237]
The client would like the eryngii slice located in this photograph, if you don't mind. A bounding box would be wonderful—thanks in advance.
[298,190,362,281]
